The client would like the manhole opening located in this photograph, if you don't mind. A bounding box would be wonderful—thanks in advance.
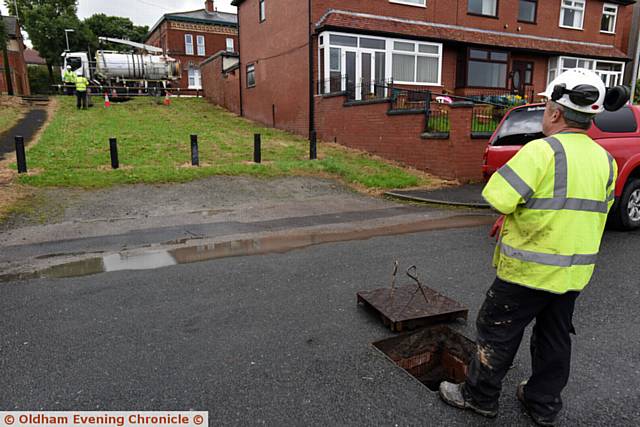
[373,325,475,391]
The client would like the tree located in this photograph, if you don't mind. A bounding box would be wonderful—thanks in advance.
[0,15,13,95]
[5,0,92,82]
[84,13,149,52]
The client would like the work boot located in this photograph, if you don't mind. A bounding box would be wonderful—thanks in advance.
[517,381,557,426]
[439,381,498,418]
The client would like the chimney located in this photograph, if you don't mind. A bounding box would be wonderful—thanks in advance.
[205,0,214,12]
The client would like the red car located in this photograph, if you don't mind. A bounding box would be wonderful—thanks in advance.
[482,103,640,230]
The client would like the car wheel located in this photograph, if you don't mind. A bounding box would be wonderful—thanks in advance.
[610,179,640,230]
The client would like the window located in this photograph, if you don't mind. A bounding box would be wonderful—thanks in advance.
[259,0,266,22]
[467,48,508,88]
[246,64,256,88]
[226,38,234,52]
[559,0,585,30]
[389,0,426,7]
[601,4,618,34]
[188,66,201,89]
[319,31,442,98]
[518,0,537,23]
[468,0,498,17]
[547,56,625,88]
[391,41,441,84]
[184,34,194,55]
[196,35,205,56]
[594,107,637,133]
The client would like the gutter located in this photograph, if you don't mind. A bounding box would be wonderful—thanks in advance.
[238,5,243,117]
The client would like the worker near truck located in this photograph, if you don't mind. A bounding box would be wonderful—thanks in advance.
[75,75,89,110]
[63,65,76,96]
[439,68,617,426]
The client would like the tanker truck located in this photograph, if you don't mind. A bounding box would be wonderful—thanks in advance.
[60,37,181,94]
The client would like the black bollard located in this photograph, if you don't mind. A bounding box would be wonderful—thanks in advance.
[191,134,200,166]
[109,137,119,169]
[254,134,261,164]
[309,131,317,160]
[15,136,27,173]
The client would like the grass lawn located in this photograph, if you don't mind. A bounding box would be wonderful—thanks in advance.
[0,101,25,135]
[16,97,437,190]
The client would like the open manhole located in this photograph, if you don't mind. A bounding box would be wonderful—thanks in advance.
[373,325,475,391]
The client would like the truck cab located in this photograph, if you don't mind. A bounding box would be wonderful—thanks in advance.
[60,52,91,80]
[482,103,640,230]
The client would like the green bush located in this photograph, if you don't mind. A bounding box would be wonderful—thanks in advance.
[28,65,52,95]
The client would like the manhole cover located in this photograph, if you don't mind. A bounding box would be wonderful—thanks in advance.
[373,325,475,391]
[357,284,468,332]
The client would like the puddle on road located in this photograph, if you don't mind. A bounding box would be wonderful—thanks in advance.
[2,214,494,281]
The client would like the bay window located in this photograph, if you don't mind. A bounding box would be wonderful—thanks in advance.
[318,31,442,100]
[547,56,624,88]
[601,4,618,34]
[559,0,585,30]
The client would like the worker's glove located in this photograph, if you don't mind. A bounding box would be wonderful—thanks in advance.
[489,215,505,241]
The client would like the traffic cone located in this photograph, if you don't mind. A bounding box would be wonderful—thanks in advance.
[104,92,111,108]
[112,88,117,99]
[163,91,171,106]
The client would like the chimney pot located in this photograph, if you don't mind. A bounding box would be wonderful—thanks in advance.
[205,0,214,12]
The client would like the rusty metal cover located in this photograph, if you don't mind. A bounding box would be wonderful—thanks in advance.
[357,284,468,332]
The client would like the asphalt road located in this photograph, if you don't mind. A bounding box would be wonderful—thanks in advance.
[1,225,638,426]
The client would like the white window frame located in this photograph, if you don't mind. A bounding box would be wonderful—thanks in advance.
[547,56,625,88]
[559,0,585,30]
[318,30,442,98]
[600,3,618,34]
[226,38,235,52]
[196,35,205,56]
[259,0,266,22]
[185,34,194,55]
[389,0,426,8]
[188,66,201,89]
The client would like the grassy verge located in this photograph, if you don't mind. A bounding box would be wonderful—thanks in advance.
[16,97,439,190]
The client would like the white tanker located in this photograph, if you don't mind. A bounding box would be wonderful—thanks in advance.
[60,37,180,90]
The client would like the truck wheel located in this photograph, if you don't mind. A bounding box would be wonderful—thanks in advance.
[611,179,640,230]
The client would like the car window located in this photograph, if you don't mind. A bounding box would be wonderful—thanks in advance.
[67,57,82,71]
[593,106,637,133]
[490,106,545,146]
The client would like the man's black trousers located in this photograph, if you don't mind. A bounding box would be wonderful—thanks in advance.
[462,277,579,418]
[76,90,87,109]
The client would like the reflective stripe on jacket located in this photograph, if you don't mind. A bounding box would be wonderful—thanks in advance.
[63,70,76,83]
[482,133,617,294]
[75,77,88,91]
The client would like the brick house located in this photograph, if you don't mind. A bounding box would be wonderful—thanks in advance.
[224,0,636,181]
[0,15,30,96]
[146,0,238,94]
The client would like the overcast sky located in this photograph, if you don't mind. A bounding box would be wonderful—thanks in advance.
[1,0,236,27]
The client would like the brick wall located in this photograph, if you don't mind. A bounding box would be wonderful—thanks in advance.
[237,0,311,136]
[201,54,241,115]
[146,19,238,93]
[312,0,632,53]
[0,38,30,96]
[315,95,484,182]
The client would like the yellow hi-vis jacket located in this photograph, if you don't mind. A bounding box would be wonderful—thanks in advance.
[482,133,617,294]
[75,76,88,91]
[63,70,76,84]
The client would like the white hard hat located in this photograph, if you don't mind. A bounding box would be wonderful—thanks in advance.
[66,65,72,69]
[538,68,606,115]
